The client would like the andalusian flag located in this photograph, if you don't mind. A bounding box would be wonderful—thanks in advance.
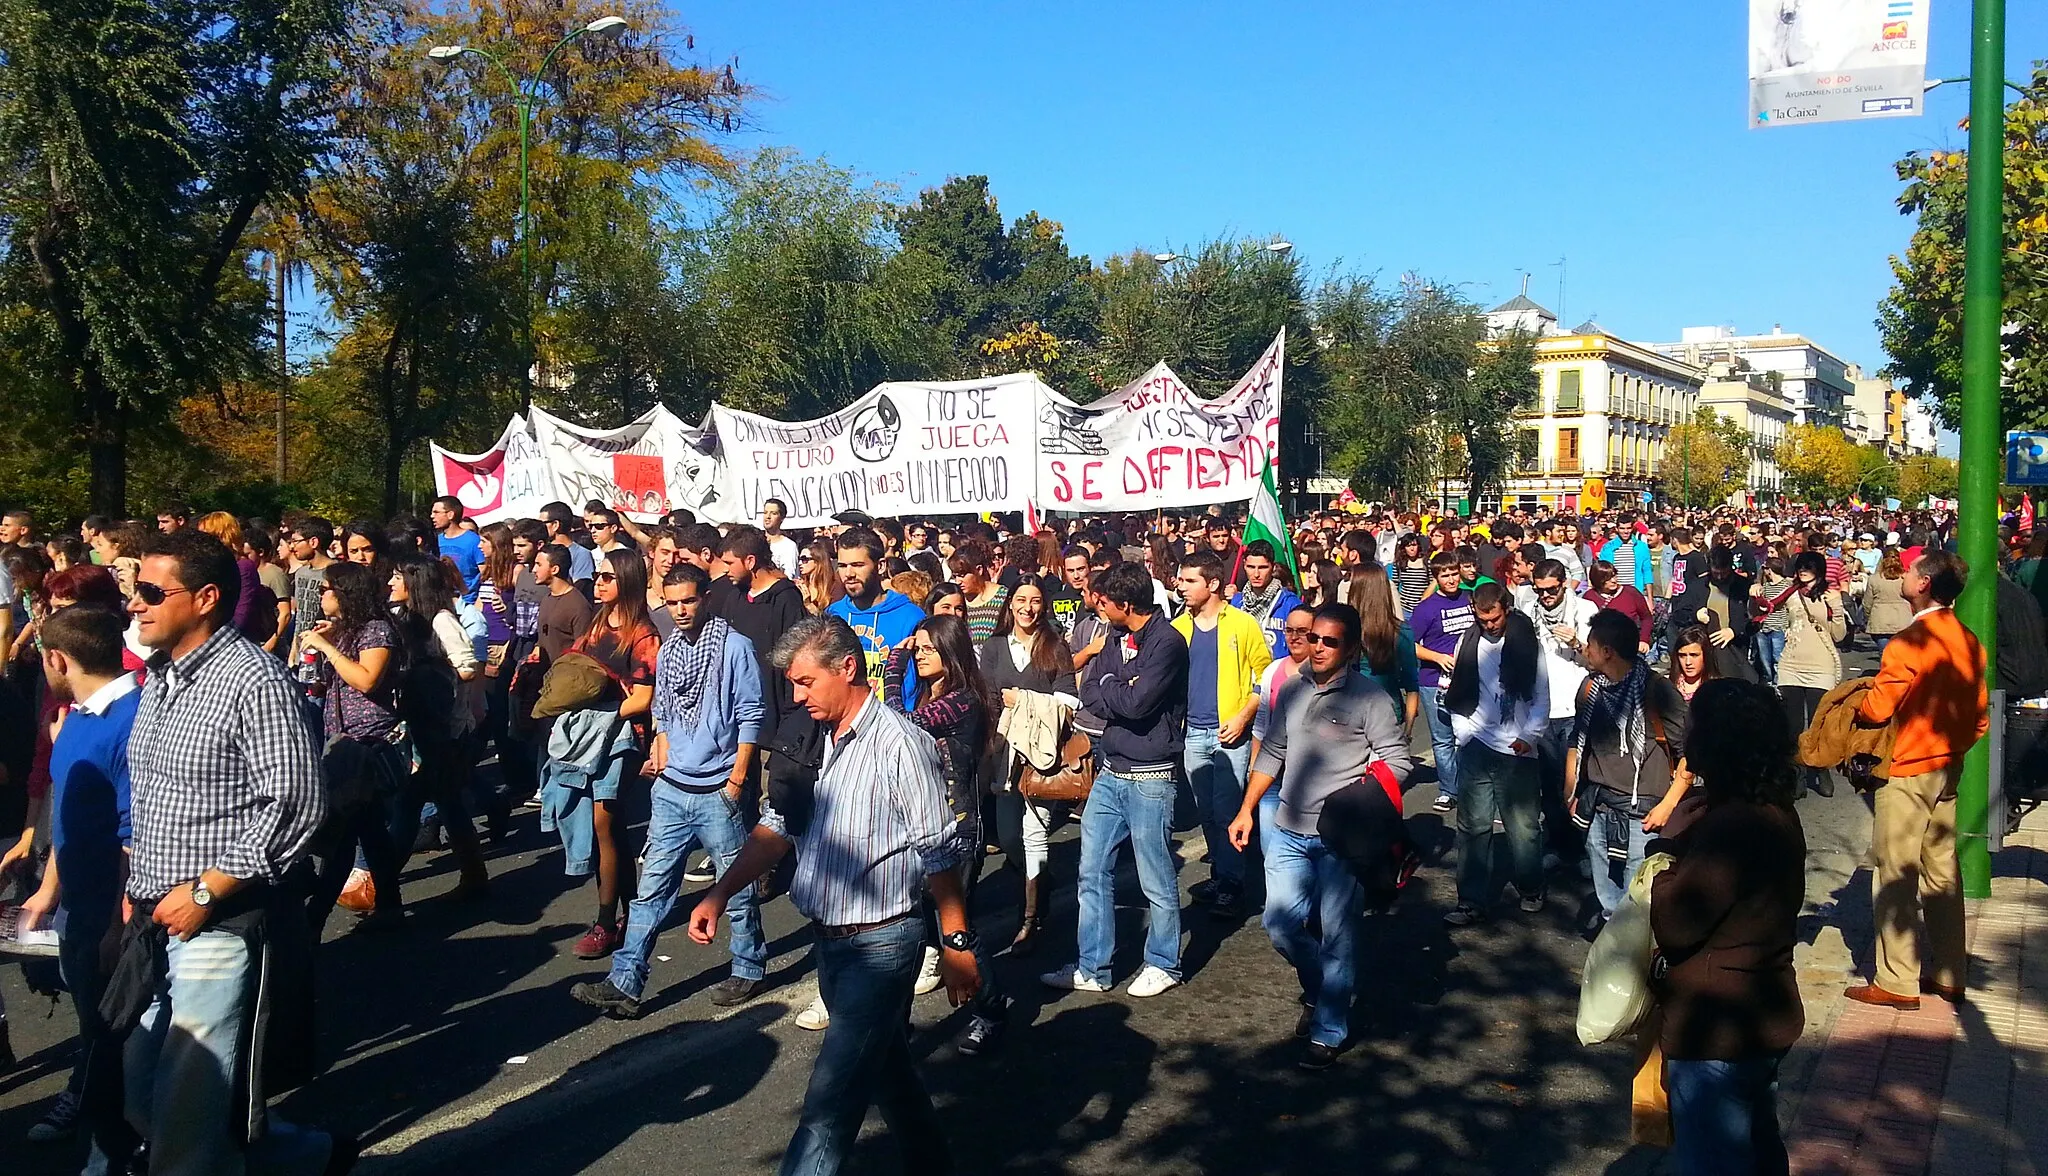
[1242,460,1297,579]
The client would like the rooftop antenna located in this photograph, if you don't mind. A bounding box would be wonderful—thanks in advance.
[1548,257,1568,325]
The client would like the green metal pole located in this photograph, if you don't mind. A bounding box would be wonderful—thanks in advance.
[1955,0,2005,900]
[518,94,533,415]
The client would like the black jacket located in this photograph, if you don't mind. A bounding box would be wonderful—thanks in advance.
[1078,611,1188,774]
[718,575,806,744]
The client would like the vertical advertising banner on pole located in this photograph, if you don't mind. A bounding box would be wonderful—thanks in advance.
[1749,0,1928,128]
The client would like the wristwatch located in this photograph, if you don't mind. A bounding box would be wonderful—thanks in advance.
[191,880,214,908]
[940,929,977,953]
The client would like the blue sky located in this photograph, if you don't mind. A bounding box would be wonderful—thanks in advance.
[687,0,2044,392]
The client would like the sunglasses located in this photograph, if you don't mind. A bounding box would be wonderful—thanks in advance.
[132,581,193,606]
[1304,633,1348,650]
[1536,583,1566,595]
[594,571,618,583]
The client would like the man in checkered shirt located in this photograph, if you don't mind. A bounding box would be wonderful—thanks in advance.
[122,529,353,1175]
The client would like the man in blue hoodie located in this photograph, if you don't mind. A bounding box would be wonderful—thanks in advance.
[573,563,767,1019]
[1043,561,1190,1000]
[828,528,924,700]
[1232,539,1303,660]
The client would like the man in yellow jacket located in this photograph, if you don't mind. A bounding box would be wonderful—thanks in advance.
[1173,549,1273,918]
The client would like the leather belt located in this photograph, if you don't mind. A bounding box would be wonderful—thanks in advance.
[815,912,914,940]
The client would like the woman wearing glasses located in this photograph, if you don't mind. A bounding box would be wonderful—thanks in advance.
[882,613,1008,1056]
[558,548,661,960]
[797,539,841,615]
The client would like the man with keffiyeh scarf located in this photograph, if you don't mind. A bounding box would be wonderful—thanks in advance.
[574,563,770,1019]
[1565,609,1693,925]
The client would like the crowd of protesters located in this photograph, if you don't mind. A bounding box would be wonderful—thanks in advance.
[0,489,2014,1176]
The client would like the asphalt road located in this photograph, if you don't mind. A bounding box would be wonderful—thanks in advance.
[0,647,1884,1176]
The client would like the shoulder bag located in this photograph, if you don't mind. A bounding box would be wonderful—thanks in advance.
[1020,727,1096,804]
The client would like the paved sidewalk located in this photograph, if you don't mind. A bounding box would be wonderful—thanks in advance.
[1786,817,2048,1176]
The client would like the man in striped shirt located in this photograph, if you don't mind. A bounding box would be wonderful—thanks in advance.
[689,614,977,1176]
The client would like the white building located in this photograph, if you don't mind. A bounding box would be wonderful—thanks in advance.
[1696,367,1793,497]
[1648,326,1854,428]
[1901,400,1939,455]
[1479,295,1708,512]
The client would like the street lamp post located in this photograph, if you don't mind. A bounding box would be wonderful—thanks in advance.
[428,15,628,414]
[1952,0,2007,899]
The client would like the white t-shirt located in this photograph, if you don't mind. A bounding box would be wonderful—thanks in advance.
[1519,591,1598,720]
[767,534,800,578]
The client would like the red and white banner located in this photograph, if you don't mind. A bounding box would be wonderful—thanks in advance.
[430,416,553,524]
[1036,329,1284,512]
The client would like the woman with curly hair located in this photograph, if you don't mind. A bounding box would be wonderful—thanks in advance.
[1650,677,1805,1176]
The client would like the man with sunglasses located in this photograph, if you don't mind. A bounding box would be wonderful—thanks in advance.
[1231,602,1411,1069]
[575,563,768,1019]
[120,529,348,1174]
[1522,558,1598,853]
[584,508,631,557]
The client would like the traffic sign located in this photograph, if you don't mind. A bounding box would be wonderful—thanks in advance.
[2008,432,2048,486]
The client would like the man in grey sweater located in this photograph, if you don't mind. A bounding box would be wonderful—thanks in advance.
[1230,602,1413,1070]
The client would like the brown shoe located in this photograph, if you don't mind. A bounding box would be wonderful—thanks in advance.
[1923,982,1964,1003]
[1844,983,1920,1010]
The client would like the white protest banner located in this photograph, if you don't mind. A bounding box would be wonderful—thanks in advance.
[709,375,1039,527]
[430,416,553,525]
[1036,329,1283,511]
[1749,0,1927,128]
[528,406,727,523]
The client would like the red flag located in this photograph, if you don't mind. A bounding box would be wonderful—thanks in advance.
[2022,494,2036,534]
[1023,498,1043,536]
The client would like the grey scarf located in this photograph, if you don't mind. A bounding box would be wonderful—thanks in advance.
[1574,657,1649,765]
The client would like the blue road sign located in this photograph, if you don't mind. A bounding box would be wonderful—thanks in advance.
[2009,432,2048,486]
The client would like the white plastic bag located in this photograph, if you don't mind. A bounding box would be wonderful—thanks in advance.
[1576,852,1675,1046]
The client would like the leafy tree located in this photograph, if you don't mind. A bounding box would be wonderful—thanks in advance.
[1879,63,2048,432]
[1898,453,1960,505]
[0,0,347,512]
[409,0,749,400]
[893,178,1099,389]
[1464,328,1540,502]
[1777,422,1862,503]
[1658,409,1746,508]
[672,150,946,419]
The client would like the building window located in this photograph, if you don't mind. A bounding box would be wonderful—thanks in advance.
[1559,427,1581,472]
[1558,370,1582,412]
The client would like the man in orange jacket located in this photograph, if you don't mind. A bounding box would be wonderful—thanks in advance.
[1847,550,1988,1010]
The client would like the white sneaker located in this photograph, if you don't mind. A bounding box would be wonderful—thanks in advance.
[913,945,943,996]
[1125,965,1180,998]
[795,994,829,1031]
[1039,965,1111,992]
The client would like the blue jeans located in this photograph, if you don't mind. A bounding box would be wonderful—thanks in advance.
[1871,632,1893,654]
[1418,685,1459,798]
[609,783,764,998]
[1754,629,1786,685]
[1454,742,1544,909]
[1667,1053,1790,1176]
[1261,824,1361,1048]
[1585,800,1653,916]
[779,916,948,1176]
[125,929,332,1176]
[1183,726,1253,889]
[1076,769,1182,985]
